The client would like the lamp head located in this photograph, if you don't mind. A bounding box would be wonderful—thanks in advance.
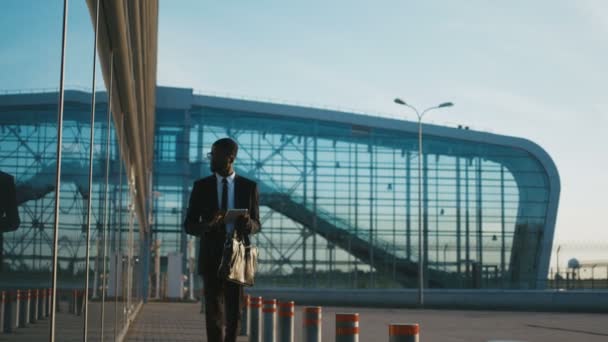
[394,98,406,105]
[438,102,454,108]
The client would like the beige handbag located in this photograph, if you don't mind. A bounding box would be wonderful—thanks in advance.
[218,232,258,287]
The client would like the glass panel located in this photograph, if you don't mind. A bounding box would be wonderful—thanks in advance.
[55,0,96,339]
[86,53,108,341]
[0,0,62,338]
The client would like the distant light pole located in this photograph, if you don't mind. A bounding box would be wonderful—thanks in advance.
[394,98,453,307]
[556,245,562,287]
[443,243,449,271]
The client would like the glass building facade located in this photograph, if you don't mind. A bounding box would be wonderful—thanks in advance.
[1,88,559,339]
[153,87,559,291]
[1,0,157,340]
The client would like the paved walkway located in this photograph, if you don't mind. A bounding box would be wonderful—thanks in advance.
[0,301,118,342]
[124,302,246,342]
[124,302,608,342]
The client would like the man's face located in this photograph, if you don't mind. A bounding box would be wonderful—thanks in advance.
[209,145,234,174]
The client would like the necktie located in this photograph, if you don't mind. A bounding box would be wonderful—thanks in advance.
[221,178,228,211]
[221,178,228,233]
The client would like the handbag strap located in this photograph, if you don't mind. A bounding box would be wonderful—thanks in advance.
[231,229,252,247]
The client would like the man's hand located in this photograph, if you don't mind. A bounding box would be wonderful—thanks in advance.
[206,212,225,232]
[235,213,251,235]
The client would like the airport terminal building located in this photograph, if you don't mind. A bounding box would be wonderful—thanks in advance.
[1,86,560,296]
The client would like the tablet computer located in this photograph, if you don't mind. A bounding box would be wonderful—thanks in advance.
[223,208,248,224]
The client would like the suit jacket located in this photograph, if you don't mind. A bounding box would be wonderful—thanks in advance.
[0,171,20,233]
[184,174,260,275]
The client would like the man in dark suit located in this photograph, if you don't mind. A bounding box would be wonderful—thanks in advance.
[1,170,20,272]
[184,138,260,342]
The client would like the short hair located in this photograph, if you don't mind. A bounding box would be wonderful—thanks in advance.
[213,138,238,157]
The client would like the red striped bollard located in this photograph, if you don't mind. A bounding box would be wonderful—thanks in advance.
[1,291,5,333]
[335,313,359,342]
[278,301,294,342]
[389,323,419,342]
[249,296,262,342]
[29,289,38,323]
[19,289,31,327]
[45,288,51,317]
[303,307,322,342]
[200,288,205,314]
[76,290,84,316]
[263,299,277,342]
[38,289,48,319]
[240,294,250,336]
[14,290,21,330]
[69,289,77,314]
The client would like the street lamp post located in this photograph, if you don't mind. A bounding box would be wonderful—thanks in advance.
[556,245,562,288]
[394,98,453,307]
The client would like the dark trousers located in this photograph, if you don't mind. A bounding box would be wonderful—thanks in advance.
[202,271,243,342]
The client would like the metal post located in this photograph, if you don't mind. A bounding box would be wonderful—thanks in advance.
[406,152,411,261]
[394,98,453,300]
[335,313,359,342]
[456,157,461,277]
[556,245,562,288]
[303,307,321,342]
[49,1,69,340]
[240,295,250,336]
[249,296,262,342]
[388,323,419,342]
[263,299,277,342]
[278,301,294,342]
[417,116,424,306]
[83,2,100,340]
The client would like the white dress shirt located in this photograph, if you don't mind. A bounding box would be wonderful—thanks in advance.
[215,172,235,233]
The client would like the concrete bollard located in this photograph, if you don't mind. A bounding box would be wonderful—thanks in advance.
[278,301,295,342]
[335,313,359,342]
[240,294,250,336]
[249,296,263,342]
[263,299,277,342]
[30,289,38,323]
[303,307,322,342]
[389,323,419,342]
[19,289,31,327]
[5,290,20,332]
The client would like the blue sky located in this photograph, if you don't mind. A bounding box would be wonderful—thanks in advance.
[156,0,607,263]
[1,1,606,265]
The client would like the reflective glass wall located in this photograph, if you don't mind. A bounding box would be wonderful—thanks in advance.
[154,89,556,291]
[0,1,145,340]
